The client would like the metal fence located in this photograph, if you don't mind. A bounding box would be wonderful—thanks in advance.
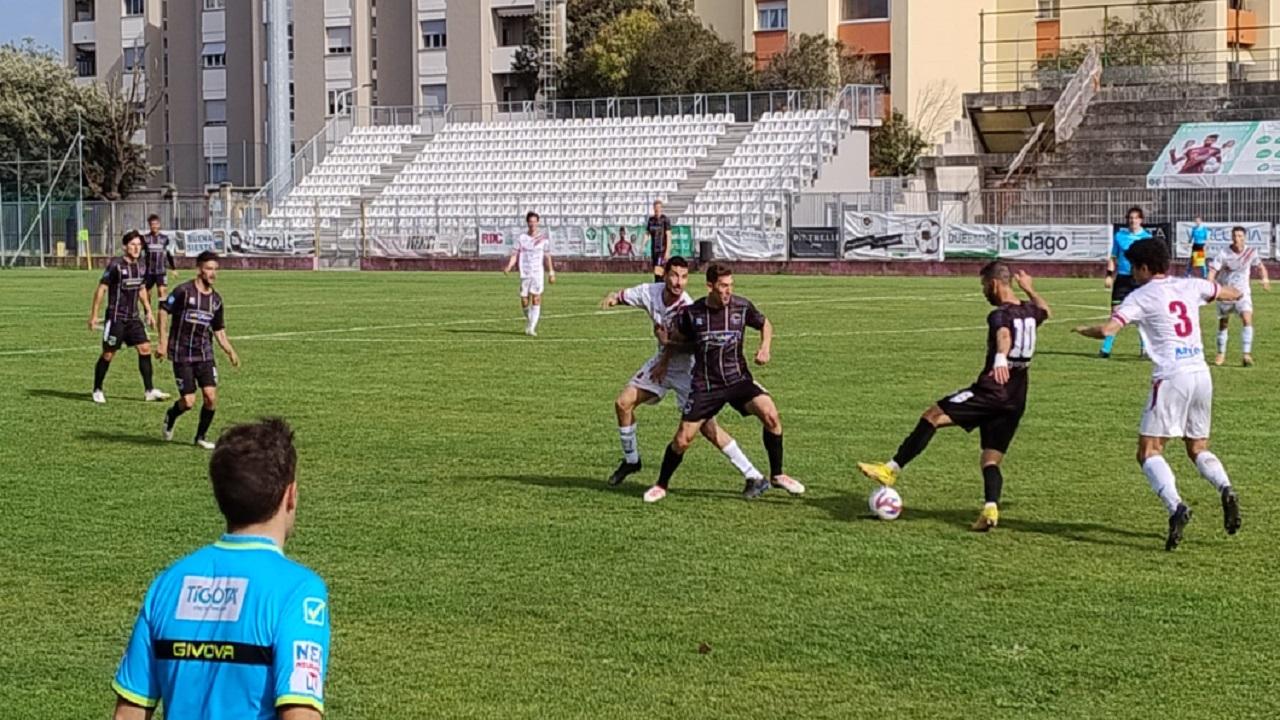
[0,198,211,266]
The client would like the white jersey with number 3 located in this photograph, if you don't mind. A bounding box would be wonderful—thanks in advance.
[1112,277,1220,380]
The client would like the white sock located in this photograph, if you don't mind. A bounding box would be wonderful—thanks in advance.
[528,305,541,331]
[886,459,901,473]
[1217,329,1228,354]
[721,440,762,479]
[1242,326,1254,354]
[1194,451,1232,492]
[619,424,639,464]
[1142,456,1182,515]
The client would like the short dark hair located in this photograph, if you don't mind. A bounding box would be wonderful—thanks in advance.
[706,262,733,284]
[147,214,161,223]
[210,418,298,529]
[1232,225,1247,236]
[980,260,1011,284]
[196,250,219,266]
[122,230,141,247]
[1126,206,1145,221]
[667,255,688,270]
[1124,238,1170,275]
[526,211,540,222]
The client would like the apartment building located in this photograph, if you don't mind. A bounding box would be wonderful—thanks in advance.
[694,0,994,133]
[65,0,557,191]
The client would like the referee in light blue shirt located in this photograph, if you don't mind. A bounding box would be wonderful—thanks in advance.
[111,419,330,720]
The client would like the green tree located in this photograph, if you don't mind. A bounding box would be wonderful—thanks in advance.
[1038,0,1205,78]
[0,40,155,200]
[564,10,663,97]
[756,34,877,91]
[869,110,928,177]
[623,16,754,95]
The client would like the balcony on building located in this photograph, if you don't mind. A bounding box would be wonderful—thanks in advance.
[74,45,97,79]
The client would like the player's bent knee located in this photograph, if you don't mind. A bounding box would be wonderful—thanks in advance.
[101,351,115,362]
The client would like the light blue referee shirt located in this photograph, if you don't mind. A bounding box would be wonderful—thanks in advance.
[113,534,330,718]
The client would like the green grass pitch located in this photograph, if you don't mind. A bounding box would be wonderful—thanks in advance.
[1,269,1277,719]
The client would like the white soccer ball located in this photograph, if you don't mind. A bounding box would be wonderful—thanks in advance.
[869,486,903,521]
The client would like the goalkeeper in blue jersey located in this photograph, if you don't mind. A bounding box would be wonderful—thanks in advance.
[1187,216,1210,278]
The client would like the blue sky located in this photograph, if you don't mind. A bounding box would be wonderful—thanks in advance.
[1,0,64,55]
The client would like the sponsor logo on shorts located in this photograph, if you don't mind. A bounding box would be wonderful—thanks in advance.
[1175,346,1203,360]
[949,391,974,404]
[290,641,324,697]
[175,576,249,622]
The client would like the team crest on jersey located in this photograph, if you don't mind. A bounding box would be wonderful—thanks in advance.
[695,317,704,326]
[731,313,743,324]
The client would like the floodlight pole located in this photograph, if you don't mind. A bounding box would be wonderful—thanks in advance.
[266,0,291,204]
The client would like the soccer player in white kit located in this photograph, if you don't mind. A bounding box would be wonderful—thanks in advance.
[1209,225,1271,367]
[1075,238,1243,551]
[598,256,765,488]
[503,211,556,336]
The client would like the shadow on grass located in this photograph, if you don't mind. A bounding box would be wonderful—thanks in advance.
[805,489,878,523]
[906,506,1162,548]
[78,429,163,447]
[28,388,103,403]
[1036,350,1146,362]
[482,473,755,502]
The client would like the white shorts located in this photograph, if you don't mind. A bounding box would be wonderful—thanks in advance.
[626,354,693,408]
[520,276,545,298]
[1217,296,1253,318]
[1140,370,1213,439]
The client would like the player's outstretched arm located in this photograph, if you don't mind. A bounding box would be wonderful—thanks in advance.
[1013,270,1052,319]
[1074,318,1122,340]
[755,319,773,365]
[545,252,556,284]
[1216,285,1242,303]
[89,283,107,331]
[215,329,241,368]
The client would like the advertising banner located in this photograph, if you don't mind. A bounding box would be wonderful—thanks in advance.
[173,229,225,257]
[1147,121,1280,188]
[480,224,696,259]
[789,226,841,259]
[712,228,788,260]
[366,231,473,258]
[943,225,999,259]
[227,229,315,256]
[999,225,1113,260]
[841,211,943,260]
[1173,222,1272,260]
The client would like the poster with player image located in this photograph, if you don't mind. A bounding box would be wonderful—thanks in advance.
[711,228,788,260]
[841,211,944,260]
[1147,120,1280,188]
[1173,221,1272,259]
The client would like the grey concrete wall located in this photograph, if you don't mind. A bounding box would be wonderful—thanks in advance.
[164,1,202,191]
[293,1,328,143]
[447,0,489,105]
[375,0,418,107]
[226,0,265,186]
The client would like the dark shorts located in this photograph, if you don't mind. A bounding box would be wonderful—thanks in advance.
[652,256,666,271]
[1111,274,1138,306]
[681,379,768,422]
[174,361,217,395]
[145,273,167,290]
[102,318,149,352]
[936,384,1025,454]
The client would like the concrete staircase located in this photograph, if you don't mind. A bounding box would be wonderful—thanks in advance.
[319,132,437,269]
[663,124,753,217]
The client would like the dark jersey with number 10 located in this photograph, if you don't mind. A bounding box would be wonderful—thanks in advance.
[976,302,1048,404]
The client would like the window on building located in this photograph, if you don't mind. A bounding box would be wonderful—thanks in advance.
[123,0,145,17]
[1228,0,1246,9]
[421,84,447,108]
[841,0,889,21]
[499,17,531,47]
[421,20,446,49]
[288,23,294,58]
[202,42,226,68]
[75,47,97,77]
[758,1,787,31]
[123,46,145,73]
[203,0,225,9]
[1036,0,1060,19]
[74,0,94,22]
[204,99,227,125]
[206,158,229,185]
[328,89,351,116]
[327,26,353,55]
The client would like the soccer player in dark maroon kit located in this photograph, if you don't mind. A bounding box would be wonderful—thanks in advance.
[857,263,1052,531]
[88,231,168,404]
[157,251,241,449]
[143,213,176,309]
[644,263,805,503]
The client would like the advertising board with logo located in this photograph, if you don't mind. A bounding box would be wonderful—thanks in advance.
[1173,221,1272,259]
[711,228,788,260]
[789,226,841,259]
[841,212,944,260]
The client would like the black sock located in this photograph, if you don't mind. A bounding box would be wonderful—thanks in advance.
[94,357,110,391]
[165,401,188,430]
[763,429,784,478]
[138,354,154,392]
[196,407,216,441]
[656,443,685,489]
[892,418,937,469]
[982,465,1004,505]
